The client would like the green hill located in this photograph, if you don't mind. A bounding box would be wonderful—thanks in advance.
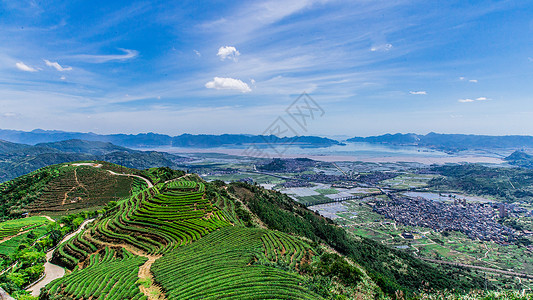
[0,161,171,220]
[0,164,507,299]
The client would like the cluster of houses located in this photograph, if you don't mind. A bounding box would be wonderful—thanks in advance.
[372,195,517,244]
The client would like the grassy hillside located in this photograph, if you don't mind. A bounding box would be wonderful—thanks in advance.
[0,161,155,220]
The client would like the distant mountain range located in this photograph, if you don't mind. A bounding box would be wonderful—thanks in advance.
[0,139,188,182]
[3,129,533,156]
[348,132,533,153]
[0,129,341,149]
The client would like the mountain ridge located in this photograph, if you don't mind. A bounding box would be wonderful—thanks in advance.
[348,132,533,153]
[0,129,341,149]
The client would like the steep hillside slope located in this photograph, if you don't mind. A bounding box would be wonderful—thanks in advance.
[0,161,157,220]
[41,175,383,300]
[228,182,488,296]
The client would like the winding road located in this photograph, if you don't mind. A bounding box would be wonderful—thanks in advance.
[107,170,154,188]
[27,219,94,297]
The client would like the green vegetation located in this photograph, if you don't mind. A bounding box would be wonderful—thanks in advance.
[152,226,323,300]
[430,164,533,203]
[2,162,529,299]
[0,161,150,220]
[138,167,185,185]
[44,171,383,300]
[0,211,95,298]
[229,182,489,297]
[0,217,50,240]
[42,247,147,300]
[52,179,229,269]
[381,173,436,189]
[329,198,533,290]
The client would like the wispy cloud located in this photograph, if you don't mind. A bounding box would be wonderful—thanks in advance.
[370,43,393,52]
[459,77,478,83]
[409,91,427,95]
[459,97,489,103]
[194,50,201,57]
[74,48,138,63]
[205,77,251,93]
[15,61,38,72]
[44,59,72,71]
[217,46,240,61]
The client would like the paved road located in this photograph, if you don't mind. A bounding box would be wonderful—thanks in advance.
[27,219,94,296]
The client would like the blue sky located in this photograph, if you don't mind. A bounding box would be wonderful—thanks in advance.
[0,0,532,137]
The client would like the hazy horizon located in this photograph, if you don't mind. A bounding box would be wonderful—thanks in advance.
[3,127,533,140]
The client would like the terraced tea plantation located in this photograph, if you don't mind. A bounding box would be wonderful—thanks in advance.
[43,175,326,299]
[54,179,234,268]
[0,216,51,240]
[26,165,137,213]
[43,247,147,300]
[0,161,149,219]
[152,226,321,300]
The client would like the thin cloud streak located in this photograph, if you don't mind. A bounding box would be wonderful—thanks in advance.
[73,48,138,63]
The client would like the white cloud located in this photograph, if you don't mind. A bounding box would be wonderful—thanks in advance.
[476,97,488,101]
[370,43,392,52]
[409,91,427,95]
[194,50,201,57]
[469,79,478,83]
[15,61,38,72]
[205,77,251,93]
[44,59,72,71]
[217,46,240,61]
[250,79,256,85]
[60,75,66,80]
[459,76,465,81]
[74,48,138,63]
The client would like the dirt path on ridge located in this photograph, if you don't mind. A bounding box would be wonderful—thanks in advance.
[87,238,166,300]
[107,170,154,188]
